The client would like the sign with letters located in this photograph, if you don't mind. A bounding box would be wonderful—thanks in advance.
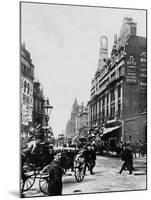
[126,56,137,83]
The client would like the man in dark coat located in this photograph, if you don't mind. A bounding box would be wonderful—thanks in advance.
[83,144,96,175]
[119,143,133,175]
[48,152,63,196]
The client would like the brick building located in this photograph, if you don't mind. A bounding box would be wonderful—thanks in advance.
[88,17,147,144]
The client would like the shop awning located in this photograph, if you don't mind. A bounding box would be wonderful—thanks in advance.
[102,126,121,136]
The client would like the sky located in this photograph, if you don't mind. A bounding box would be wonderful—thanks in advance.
[21,3,146,138]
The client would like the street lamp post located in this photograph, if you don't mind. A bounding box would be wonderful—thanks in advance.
[43,98,53,142]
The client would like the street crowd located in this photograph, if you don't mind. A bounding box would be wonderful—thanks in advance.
[21,127,147,197]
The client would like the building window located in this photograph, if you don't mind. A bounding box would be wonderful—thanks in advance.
[118,100,121,118]
[24,81,27,93]
[27,83,30,94]
[107,106,109,119]
[102,109,105,123]
[110,104,115,119]
[102,96,105,106]
[111,89,115,102]
[23,64,26,73]
[118,85,121,98]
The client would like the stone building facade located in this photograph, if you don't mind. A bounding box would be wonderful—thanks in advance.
[21,43,34,139]
[88,17,147,144]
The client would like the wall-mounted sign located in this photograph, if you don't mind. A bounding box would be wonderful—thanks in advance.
[21,76,33,125]
[126,56,137,83]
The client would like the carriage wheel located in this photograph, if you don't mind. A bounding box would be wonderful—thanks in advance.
[74,157,85,182]
[39,165,49,195]
[21,165,36,192]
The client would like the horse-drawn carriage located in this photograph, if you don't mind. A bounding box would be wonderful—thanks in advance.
[21,142,86,195]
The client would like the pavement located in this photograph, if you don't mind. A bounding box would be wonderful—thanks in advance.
[24,155,147,197]
[62,155,147,195]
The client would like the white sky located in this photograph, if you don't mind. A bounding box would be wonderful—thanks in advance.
[21,3,146,137]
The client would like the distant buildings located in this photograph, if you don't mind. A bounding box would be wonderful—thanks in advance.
[65,99,88,138]
[88,17,147,144]
[65,99,79,137]
[76,102,88,135]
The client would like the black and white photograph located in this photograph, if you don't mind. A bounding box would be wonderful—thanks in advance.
[20,2,147,198]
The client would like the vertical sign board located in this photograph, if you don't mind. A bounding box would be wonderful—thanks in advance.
[21,76,33,126]
[126,56,137,83]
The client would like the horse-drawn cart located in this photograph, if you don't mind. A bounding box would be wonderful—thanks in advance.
[21,143,86,195]
[39,147,86,194]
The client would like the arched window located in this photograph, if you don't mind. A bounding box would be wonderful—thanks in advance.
[24,81,27,93]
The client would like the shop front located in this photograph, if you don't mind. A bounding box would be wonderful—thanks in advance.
[101,126,122,152]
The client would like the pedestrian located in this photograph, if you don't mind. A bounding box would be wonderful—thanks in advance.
[119,142,134,175]
[90,144,97,174]
[48,152,63,196]
[83,143,96,175]
[138,140,143,157]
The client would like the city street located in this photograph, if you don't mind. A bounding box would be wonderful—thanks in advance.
[24,155,147,197]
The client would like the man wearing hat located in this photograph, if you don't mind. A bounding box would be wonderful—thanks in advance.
[48,151,63,196]
[83,143,95,175]
[119,142,133,175]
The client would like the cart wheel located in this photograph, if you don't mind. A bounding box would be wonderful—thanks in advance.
[74,157,85,182]
[39,165,49,195]
[21,165,36,192]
